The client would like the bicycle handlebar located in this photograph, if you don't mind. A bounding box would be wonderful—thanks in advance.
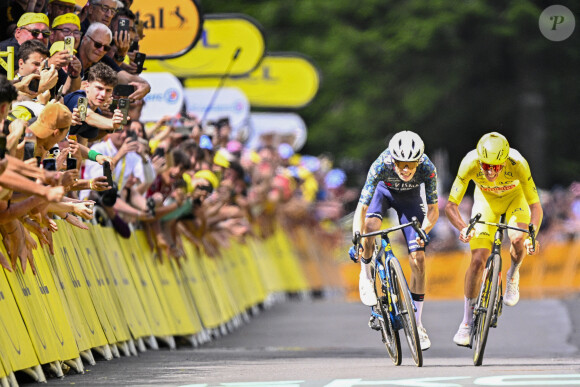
[357,217,427,242]
[467,212,536,252]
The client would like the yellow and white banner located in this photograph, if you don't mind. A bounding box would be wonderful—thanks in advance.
[144,14,266,77]
[184,53,321,108]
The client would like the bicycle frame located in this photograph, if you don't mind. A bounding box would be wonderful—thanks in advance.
[370,234,414,331]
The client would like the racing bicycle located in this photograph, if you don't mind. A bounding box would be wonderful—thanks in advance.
[465,213,535,366]
[354,217,428,367]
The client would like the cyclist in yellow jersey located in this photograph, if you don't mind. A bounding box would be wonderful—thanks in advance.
[444,132,543,346]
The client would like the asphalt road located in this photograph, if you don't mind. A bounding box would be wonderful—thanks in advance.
[24,295,580,387]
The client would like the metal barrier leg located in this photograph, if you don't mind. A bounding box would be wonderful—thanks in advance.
[8,372,18,387]
[80,349,96,365]
[116,341,130,357]
[110,343,120,358]
[48,361,64,378]
[145,335,158,350]
[21,365,46,383]
[93,344,113,360]
[137,337,147,352]
[64,357,84,374]
[157,336,176,350]
[128,339,138,356]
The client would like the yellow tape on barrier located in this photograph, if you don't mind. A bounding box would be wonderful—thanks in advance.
[115,232,175,336]
[133,231,200,336]
[70,225,131,344]
[50,228,108,350]
[180,239,223,329]
[0,268,38,373]
[93,226,152,339]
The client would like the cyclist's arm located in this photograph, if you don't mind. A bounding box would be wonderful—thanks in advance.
[529,201,543,235]
[423,203,439,234]
[444,201,467,232]
[352,202,368,237]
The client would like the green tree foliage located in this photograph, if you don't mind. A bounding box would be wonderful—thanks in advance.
[202,0,580,188]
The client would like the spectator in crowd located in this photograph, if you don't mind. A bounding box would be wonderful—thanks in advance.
[16,39,58,98]
[77,22,150,100]
[0,12,50,74]
[79,0,120,33]
[46,0,77,23]
[64,62,123,144]
[108,7,135,69]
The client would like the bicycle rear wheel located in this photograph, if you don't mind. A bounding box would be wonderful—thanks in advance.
[390,259,422,367]
[374,263,401,365]
[472,254,501,366]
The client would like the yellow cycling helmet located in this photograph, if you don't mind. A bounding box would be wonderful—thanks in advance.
[476,132,510,165]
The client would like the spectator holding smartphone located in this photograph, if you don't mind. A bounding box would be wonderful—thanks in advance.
[64,62,124,144]
[15,40,58,100]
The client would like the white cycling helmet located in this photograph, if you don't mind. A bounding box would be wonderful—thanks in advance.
[388,131,424,162]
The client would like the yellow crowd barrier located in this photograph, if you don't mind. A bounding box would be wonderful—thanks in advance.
[340,240,580,301]
[0,220,339,382]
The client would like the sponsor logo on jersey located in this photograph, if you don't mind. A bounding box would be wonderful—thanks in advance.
[480,184,516,192]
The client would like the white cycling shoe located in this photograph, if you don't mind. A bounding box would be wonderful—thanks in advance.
[504,271,520,306]
[453,323,471,347]
[359,275,377,306]
[418,326,431,351]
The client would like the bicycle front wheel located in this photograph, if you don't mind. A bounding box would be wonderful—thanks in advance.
[472,253,501,366]
[374,264,401,365]
[390,259,422,367]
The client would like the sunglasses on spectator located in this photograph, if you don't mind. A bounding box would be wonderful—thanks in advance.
[52,28,82,37]
[22,28,51,38]
[95,4,118,14]
[394,160,419,170]
[87,35,112,52]
[480,162,504,172]
[197,185,213,194]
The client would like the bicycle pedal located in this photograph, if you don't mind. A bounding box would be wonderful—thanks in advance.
[368,316,381,331]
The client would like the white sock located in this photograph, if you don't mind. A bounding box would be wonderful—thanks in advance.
[507,264,520,279]
[462,297,476,325]
[414,301,424,328]
[360,260,373,280]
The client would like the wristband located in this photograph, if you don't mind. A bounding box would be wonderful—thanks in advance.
[89,179,94,190]
[88,149,101,161]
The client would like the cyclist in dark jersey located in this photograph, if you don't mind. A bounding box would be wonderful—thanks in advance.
[351,131,439,351]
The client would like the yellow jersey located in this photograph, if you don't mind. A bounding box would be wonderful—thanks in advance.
[448,149,540,206]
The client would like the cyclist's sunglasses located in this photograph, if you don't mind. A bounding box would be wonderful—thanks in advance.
[22,28,51,38]
[394,160,419,170]
[87,35,112,52]
[480,162,504,172]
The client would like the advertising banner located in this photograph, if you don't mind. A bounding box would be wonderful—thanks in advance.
[184,87,250,131]
[247,112,307,151]
[131,0,203,59]
[184,53,320,108]
[140,73,184,122]
[144,14,266,77]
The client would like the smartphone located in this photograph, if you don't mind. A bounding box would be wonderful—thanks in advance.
[134,52,146,74]
[42,158,56,171]
[103,161,113,187]
[128,40,139,53]
[68,134,77,142]
[0,136,6,159]
[55,85,64,101]
[28,78,39,93]
[117,18,130,34]
[118,98,130,125]
[109,98,118,112]
[126,129,137,142]
[43,60,49,71]
[66,157,77,170]
[153,147,165,158]
[23,141,35,160]
[63,36,74,58]
[113,84,135,97]
[77,97,88,121]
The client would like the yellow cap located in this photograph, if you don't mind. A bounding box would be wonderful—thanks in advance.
[49,0,77,4]
[49,41,77,56]
[17,13,49,28]
[213,149,230,169]
[52,13,81,29]
[194,170,219,190]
